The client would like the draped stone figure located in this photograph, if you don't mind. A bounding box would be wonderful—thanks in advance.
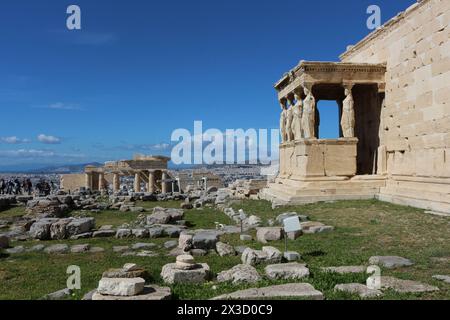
[341,87,355,138]
[285,98,295,141]
[292,94,303,140]
[279,101,288,143]
[302,87,316,139]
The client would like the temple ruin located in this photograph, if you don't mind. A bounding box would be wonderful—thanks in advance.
[261,0,450,214]
[60,155,172,193]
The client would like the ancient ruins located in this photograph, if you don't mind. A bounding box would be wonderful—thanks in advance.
[261,0,450,214]
[60,155,172,193]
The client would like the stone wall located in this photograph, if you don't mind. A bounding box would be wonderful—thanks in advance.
[60,174,86,193]
[341,0,450,212]
[60,174,113,192]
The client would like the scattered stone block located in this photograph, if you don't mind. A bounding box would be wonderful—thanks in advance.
[168,247,186,257]
[256,227,283,244]
[115,229,132,239]
[241,246,282,266]
[283,251,301,261]
[164,240,178,249]
[113,246,130,253]
[300,221,334,234]
[132,228,149,238]
[161,263,210,284]
[334,283,382,298]
[178,232,194,251]
[42,288,73,300]
[89,247,105,253]
[276,212,308,225]
[66,217,95,237]
[29,219,56,240]
[192,231,220,250]
[190,249,207,256]
[240,234,252,241]
[262,246,282,264]
[49,218,71,240]
[71,244,91,253]
[92,285,171,300]
[380,276,439,293]
[369,256,414,269]
[322,266,366,274]
[212,283,324,300]
[70,232,92,240]
[27,244,45,252]
[97,277,145,296]
[93,230,116,238]
[265,262,310,280]
[148,226,164,238]
[44,244,69,254]
[131,243,156,250]
[6,246,25,254]
[432,275,450,284]
[217,264,261,284]
[234,246,248,255]
[135,250,157,257]
[216,242,236,257]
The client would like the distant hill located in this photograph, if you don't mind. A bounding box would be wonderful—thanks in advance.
[26,162,103,174]
[0,162,103,174]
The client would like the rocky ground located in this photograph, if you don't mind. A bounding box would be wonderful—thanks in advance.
[0,189,449,300]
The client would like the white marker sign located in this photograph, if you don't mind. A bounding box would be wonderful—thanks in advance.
[283,216,301,233]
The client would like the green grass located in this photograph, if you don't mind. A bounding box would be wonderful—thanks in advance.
[0,199,449,300]
[0,206,27,219]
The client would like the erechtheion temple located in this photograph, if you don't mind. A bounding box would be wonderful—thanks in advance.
[61,155,172,193]
[261,0,450,213]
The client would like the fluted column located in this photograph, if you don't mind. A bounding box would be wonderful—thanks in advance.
[98,172,105,190]
[147,171,155,193]
[113,173,120,192]
[134,172,141,193]
[85,173,92,190]
[161,171,169,194]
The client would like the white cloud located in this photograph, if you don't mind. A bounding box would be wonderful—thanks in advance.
[47,102,81,110]
[33,102,82,111]
[0,149,55,158]
[37,134,61,144]
[149,143,171,151]
[0,136,31,144]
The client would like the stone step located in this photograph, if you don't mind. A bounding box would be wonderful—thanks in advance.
[212,283,324,300]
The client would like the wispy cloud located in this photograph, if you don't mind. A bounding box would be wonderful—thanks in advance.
[32,102,83,111]
[37,134,62,144]
[47,102,82,110]
[1,136,31,144]
[92,142,172,153]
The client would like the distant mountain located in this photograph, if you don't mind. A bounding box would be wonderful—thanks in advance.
[0,162,103,174]
[27,162,103,174]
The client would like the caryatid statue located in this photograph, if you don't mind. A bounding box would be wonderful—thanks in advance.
[301,87,316,139]
[285,97,295,141]
[279,100,288,143]
[292,93,303,140]
[341,86,355,138]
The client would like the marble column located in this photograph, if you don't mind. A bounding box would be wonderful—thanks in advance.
[134,172,141,193]
[337,100,344,138]
[161,171,169,194]
[113,173,120,192]
[85,173,92,190]
[98,172,105,190]
[147,171,156,193]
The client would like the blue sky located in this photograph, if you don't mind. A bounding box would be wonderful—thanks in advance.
[0,0,416,169]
